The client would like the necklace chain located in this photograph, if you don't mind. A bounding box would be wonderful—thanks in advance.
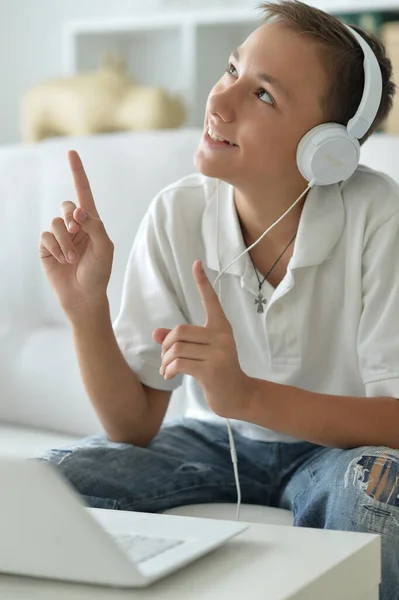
[248,233,297,313]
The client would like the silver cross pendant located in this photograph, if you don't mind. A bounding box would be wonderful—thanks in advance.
[254,292,267,313]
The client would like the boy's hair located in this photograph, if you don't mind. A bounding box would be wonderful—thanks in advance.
[259,0,396,144]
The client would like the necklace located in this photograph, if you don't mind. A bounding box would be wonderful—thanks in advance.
[249,233,297,313]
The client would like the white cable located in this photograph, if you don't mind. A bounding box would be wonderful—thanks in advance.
[213,178,316,289]
[211,177,316,521]
[215,181,242,521]
[226,418,241,521]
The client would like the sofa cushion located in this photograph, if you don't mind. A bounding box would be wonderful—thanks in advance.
[0,423,79,458]
[1,327,104,436]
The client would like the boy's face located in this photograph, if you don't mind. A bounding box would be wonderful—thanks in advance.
[194,20,328,190]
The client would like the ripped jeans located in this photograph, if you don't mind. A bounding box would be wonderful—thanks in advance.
[39,418,399,600]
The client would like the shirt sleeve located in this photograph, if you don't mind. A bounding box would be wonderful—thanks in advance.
[113,196,188,392]
[358,209,399,398]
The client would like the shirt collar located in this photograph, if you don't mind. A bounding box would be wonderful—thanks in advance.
[202,178,345,275]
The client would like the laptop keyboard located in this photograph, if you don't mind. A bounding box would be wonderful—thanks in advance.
[111,533,185,564]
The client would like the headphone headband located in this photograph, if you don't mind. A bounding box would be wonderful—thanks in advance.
[345,25,383,139]
[296,23,383,186]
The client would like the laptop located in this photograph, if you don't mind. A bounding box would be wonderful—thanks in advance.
[0,456,247,588]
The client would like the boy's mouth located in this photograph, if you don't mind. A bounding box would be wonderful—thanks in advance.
[207,127,238,147]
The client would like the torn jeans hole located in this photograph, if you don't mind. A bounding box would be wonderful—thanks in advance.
[175,463,213,474]
[344,450,399,507]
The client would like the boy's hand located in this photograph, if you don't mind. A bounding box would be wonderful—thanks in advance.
[39,150,114,318]
[153,260,251,420]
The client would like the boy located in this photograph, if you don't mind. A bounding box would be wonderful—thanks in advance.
[39,1,398,597]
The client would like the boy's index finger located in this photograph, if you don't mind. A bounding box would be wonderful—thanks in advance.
[67,150,99,217]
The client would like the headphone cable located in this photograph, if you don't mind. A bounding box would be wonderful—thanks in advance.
[212,177,315,521]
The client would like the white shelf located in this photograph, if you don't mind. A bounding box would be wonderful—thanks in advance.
[64,4,399,37]
[63,2,399,128]
[305,0,399,11]
[64,0,399,34]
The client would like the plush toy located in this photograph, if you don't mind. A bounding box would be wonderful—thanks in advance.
[20,55,186,142]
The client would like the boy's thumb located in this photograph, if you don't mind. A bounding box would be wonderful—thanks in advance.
[73,207,111,250]
[152,328,172,345]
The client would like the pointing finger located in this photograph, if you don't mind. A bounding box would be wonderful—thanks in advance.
[193,260,230,329]
[68,150,100,218]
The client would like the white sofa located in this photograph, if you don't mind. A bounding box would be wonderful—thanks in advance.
[1,128,398,526]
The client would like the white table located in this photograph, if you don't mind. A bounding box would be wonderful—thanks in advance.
[0,511,380,600]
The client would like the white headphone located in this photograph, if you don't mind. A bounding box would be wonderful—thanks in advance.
[297,25,383,186]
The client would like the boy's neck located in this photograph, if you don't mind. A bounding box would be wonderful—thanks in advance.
[233,179,310,248]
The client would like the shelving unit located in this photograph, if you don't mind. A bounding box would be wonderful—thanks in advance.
[306,0,399,9]
[63,1,399,128]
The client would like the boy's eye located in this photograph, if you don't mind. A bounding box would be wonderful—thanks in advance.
[257,89,274,106]
[225,63,238,77]
[225,63,275,107]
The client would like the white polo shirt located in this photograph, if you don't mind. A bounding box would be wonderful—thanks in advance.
[113,166,399,443]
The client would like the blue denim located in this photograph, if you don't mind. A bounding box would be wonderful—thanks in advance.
[39,417,399,600]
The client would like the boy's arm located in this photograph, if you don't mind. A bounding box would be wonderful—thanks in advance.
[71,299,171,446]
[242,380,399,449]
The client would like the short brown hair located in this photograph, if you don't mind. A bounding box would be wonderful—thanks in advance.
[258,0,396,144]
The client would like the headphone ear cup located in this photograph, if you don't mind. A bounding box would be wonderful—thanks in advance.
[297,123,360,186]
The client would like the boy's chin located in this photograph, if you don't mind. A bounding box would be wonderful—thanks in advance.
[193,153,234,183]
